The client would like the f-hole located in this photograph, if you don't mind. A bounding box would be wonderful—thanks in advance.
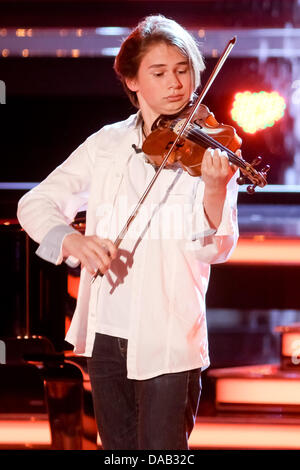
[166,140,185,150]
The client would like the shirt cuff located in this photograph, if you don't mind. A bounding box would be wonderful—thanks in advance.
[214,199,238,237]
[35,224,80,267]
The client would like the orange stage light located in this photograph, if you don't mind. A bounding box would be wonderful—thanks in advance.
[227,237,300,265]
[216,377,300,405]
[0,419,51,446]
[68,274,80,299]
[189,420,300,450]
[0,418,299,450]
[281,332,300,359]
[231,90,286,134]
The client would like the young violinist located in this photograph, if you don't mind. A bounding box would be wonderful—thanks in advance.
[17,15,239,450]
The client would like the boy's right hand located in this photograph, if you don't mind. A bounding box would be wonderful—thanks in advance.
[62,232,118,275]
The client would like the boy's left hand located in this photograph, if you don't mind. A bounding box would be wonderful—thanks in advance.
[201,148,241,192]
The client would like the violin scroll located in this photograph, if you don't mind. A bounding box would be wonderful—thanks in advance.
[237,160,270,193]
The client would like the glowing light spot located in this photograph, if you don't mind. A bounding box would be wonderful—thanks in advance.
[56,49,67,58]
[16,29,26,37]
[231,91,286,134]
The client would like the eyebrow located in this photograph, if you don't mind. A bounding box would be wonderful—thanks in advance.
[148,61,189,69]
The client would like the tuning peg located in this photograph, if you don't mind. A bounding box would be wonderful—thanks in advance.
[250,156,262,167]
[247,184,257,194]
[236,175,246,185]
[261,164,270,174]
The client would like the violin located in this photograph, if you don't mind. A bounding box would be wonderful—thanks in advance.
[142,102,270,194]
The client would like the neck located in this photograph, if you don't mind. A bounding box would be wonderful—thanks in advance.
[142,122,151,138]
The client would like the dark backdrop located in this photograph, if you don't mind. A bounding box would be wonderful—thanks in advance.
[0,56,293,185]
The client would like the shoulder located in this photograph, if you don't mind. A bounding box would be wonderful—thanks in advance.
[86,113,139,150]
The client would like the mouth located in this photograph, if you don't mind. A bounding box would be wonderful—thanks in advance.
[165,94,184,102]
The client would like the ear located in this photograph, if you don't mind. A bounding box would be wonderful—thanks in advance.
[125,77,139,92]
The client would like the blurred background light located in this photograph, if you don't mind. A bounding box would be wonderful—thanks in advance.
[231,90,286,133]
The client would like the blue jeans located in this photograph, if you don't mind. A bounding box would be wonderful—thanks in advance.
[87,333,201,450]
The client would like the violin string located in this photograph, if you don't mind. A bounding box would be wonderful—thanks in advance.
[184,125,247,169]
[171,118,247,169]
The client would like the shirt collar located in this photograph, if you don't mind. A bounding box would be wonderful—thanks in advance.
[134,109,143,129]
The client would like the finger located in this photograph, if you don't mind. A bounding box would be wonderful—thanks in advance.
[82,243,112,274]
[87,238,114,264]
[80,254,100,276]
[230,149,242,172]
[211,148,223,169]
[101,239,118,260]
[98,250,113,272]
[93,237,118,260]
[219,150,230,170]
[87,244,112,272]
[202,148,214,169]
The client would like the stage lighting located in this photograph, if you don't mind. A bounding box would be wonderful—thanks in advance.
[231,91,286,134]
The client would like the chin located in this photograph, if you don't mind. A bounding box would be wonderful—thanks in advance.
[160,102,185,116]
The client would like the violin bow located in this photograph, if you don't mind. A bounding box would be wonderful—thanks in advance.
[91,37,237,282]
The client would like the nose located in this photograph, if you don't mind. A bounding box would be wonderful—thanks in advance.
[168,72,183,90]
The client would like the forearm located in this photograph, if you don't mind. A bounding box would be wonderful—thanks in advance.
[184,190,238,265]
[184,169,239,264]
[203,186,227,230]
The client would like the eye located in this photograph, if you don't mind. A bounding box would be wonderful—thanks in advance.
[153,72,164,77]
[177,69,187,74]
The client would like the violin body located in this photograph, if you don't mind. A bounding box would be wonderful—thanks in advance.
[142,104,242,177]
[142,103,269,192]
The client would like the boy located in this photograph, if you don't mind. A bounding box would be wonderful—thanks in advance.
[18,15,239,449]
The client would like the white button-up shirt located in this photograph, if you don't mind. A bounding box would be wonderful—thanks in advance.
[17,112,239,380]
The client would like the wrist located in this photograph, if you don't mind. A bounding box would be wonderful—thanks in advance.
[62,231,82,259]
[203,187,227,230]
[204,185,227,200]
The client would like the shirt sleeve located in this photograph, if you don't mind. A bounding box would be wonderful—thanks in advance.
[185,172,239,264]
[17,133,95,246]
[35,224,80,268]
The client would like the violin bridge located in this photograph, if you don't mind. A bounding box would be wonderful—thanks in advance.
[173,118,188,135]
